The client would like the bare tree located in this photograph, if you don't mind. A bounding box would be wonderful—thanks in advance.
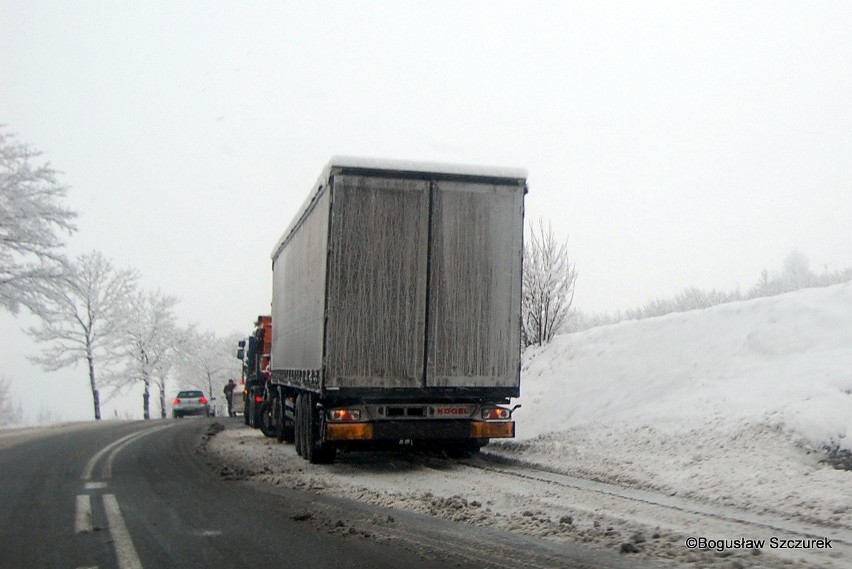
[0,128,77,314]
[115,289,179,419]
[522,219,578,347]
[27,251,139,420]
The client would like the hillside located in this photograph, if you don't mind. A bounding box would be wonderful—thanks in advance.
[516,280,852,447]
[494,281,852,526]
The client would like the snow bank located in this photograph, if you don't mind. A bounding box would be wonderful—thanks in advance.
[515,281,852,450]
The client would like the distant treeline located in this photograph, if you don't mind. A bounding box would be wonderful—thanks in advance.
[567,251,852,333]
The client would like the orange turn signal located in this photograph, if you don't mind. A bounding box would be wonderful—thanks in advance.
[470,421,515,439]
[326,423,375,441]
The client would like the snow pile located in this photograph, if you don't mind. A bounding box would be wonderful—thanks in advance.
[493,282,852,528]
[514,281,852,449]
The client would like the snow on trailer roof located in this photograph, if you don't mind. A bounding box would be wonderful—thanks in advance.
[327,156,528,180]
[270,157,527,260]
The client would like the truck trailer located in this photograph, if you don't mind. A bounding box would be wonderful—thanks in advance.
[263,158,527,463]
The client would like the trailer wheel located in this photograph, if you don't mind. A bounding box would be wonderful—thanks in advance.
[302,394,311,457]
[260,402,276,438]
[294,394,304,457]
[304,392,335,464]
[302,393,315,462]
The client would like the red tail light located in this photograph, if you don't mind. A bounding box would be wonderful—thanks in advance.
[173,398,181,405]
[254,395,263,404]
[481,406,512,420]
[199,397,209,404]
[328,409,361,422]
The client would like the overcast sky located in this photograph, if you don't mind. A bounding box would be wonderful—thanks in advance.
[2,1,851,421]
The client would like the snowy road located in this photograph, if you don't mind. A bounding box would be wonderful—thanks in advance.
[207,419,850,568]
[9,419,628,569]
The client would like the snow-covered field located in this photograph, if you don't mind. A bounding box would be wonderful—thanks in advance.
[207,282,852,568]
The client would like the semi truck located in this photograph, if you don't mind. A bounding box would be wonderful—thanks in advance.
[261,157,527,463]
[236,316,271,430]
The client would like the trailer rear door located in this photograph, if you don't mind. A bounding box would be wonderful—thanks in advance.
[425,180,524,390]
[325,175,430,389]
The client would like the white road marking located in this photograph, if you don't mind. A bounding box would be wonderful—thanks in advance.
[74,494,93,534]
[81,432,146,481]
[102,424,171,479]
[81,423,173,480]
[103,494,143,569]
[76,424,178,568]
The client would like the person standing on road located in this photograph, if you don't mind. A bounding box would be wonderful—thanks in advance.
[224,379,236,417]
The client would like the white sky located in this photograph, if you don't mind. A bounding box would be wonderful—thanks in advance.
[2,1,851,421]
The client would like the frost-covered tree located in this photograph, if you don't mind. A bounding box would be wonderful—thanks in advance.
[522,220,578,346]
[176,329,241,413]
[27,251,139,420]
[0,375,24,426]
[750,267,775,298]
[781,249,814,290]
[150,325,196,419]
[115,289,179,420]
[0,128,77,314]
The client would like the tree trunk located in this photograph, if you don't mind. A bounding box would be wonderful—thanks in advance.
[159,384,166,419]
[87,353,101,421]
[207,372,216,417]
[142,380,150,420]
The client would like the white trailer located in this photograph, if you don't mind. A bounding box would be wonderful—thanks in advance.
[266,158,526,463]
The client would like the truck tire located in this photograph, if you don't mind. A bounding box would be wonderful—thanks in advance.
[302,394,315,462]
[303,392,335,464]
[294,394,304,457]
[260,402,276,438]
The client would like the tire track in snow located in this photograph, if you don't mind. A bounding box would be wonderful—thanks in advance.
[455,452,852,566]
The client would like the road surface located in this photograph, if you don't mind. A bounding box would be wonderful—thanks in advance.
[0,419,640,569]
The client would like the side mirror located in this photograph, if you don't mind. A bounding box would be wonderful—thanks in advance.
[238,340,246,348]
[236,348,245,360]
